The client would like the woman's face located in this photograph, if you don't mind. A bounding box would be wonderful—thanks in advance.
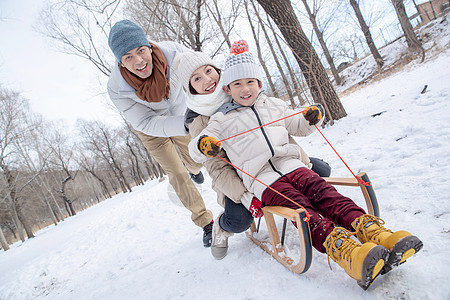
[189,65,220,94]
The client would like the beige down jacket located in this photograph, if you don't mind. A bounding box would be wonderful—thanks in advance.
[189,93,322,201]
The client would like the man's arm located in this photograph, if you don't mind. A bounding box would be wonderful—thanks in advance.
[107,84,187,137]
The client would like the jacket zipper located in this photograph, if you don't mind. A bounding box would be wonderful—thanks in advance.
[250,105,284,177]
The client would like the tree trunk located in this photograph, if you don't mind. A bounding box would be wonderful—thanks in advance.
[16,206,35,239]
[35,180,59,225]
[244,0,279,98]
[256,0,346,124]
[0,228,9,251]
[194,0,202,50]
[301,0,342,85]
[45,199,59,225]
[206,0,232,48]
[349,0,384,68]
[391,0,425,61]
[41,175,65,221]
[250,0,295,107]
[59,175,76,216]
[11,206,25,242]
[126,138,145,186]
[267,16,306,105]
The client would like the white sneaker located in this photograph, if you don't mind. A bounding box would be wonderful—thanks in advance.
[211,213,234,260]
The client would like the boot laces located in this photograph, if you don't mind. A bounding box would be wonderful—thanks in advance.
[203,221,213,235]
[325,227,359,269]
[355,215,392,242]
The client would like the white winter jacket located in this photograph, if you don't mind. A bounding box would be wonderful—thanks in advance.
[107,41,191,137]
[189,93,323,200]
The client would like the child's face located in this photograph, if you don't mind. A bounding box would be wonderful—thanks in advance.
[190,65,220,94]
[223,78,262,106]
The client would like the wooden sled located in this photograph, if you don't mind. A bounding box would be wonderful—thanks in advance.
[246,172,379,274]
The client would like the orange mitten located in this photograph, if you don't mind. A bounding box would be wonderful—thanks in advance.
[198,135,222,157]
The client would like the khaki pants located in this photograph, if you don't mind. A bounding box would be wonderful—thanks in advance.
[137,132,213,228]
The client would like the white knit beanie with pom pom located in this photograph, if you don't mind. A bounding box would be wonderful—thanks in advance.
[222,40,264,86]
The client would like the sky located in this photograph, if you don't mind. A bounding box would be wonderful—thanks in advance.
[0,16,449,299]
[0,0,122,130]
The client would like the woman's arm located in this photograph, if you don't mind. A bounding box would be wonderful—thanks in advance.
[189,115,247,203]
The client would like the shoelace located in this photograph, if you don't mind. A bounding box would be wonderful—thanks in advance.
[204,222,213,235]
[355,215,392,242]
[326,227,360,270]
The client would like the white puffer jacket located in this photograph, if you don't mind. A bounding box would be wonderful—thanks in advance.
[189,93,323,200]
[107,41,191,137]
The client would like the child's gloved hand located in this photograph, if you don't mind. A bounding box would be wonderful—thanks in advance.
[198,135,222,157]
[303,105,323,125]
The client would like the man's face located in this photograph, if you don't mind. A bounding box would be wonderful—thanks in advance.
[223,78,262,106]
[190,65,220,94]
[120,46,153,78]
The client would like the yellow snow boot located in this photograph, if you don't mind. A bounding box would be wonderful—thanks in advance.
[324,227,389,290]
[352,214,423,274]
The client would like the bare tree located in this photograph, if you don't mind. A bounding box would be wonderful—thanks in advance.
[335,33,364,62]
[204,0,243,56]
[244,0,278,97]
[36,0,121,77]
[256,0,346,124]
[78,152,113,200]
[0,225,9,250]
[349,0,384,68]
[300,0,343,85]
[42,125,79,216]
[125,0,227,54]
[250,0,296,106]
[125,0,200,49]
[0,87,42,244]
[391,0,425,61]
[266,17,307,106]
[205,0,238,48]
[77,120,132,194]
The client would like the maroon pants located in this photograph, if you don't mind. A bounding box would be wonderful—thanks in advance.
[261,167,365,253]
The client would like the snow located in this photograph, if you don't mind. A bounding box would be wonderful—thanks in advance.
[1,19,450,300]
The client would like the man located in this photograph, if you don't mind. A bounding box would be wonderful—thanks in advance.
[107,19,213,247]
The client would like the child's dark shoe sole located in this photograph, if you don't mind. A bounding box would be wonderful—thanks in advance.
[357,245,389,290]
[381,235,423,274]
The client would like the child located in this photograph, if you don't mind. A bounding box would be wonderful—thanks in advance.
[188,41,423,290]
[175,48,331,261]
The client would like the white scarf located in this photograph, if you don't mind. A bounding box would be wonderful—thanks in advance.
[185,77,231,116]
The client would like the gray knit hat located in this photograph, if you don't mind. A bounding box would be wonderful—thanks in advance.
[108,20,151,61]
[176,51,217,92]
[222,40,263,86]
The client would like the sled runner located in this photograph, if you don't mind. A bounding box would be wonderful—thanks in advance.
[246,172,379,274]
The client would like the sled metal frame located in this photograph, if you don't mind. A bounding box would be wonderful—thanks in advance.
[246,172,379,274]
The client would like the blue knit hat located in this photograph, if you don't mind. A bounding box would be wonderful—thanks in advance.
[108,20,151,61]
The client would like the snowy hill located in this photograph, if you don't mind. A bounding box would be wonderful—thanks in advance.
[1,18,449,300]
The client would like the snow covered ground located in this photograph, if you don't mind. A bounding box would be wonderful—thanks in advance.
[1,20,450,300]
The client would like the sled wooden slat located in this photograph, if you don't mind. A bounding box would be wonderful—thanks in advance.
[246,172,380,275]
[246,206,312,274]
[324,172,379,217]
